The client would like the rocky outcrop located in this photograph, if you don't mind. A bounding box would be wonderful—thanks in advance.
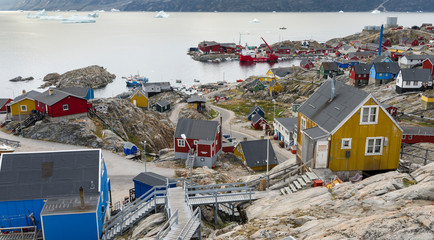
[210,163,434,239]
[40,65,116,89]
[9,76,34,82]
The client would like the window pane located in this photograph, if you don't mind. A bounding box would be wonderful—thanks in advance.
[367,146,373,153]
[362,108,369,122]
[375,139,382,146]
[374,145,381,153]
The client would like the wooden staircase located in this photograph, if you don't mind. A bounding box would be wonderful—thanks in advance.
[280,171,319,195]
[12,113,45,135]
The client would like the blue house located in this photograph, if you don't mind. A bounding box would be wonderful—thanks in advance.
[369,62,400,85]
[123,142,138,155]
[248,106,265,121]
[133,172,176,200]
[58,87,95,100]
[0,149,110,240]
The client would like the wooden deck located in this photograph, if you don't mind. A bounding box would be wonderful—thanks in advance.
[164,187,191,240]
[188,193,254,206]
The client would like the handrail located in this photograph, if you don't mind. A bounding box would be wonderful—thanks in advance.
[156,209,179,240]
[178,207,201,239]
[187,186,253,195]
[186,181,248,190]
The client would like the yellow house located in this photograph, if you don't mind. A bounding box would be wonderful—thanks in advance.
[130,90,148,108]
[296,79,402,172]
[234,139,278,171]
[8,90,40,120]
[187,95,206,112]
[268,80,283,95]
[266,67,294,79]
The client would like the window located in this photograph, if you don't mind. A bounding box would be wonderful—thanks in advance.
[379,73,383,77]
[20,105,27,111]
[405,81,410,86]
[341,138,352,149]
[409,135,413,140]
[177,139,185,147]
[194,140,198,145]
[301,117,307,130]
[62,104,69,111]
[358,74,361,78]
[360,106,379,124]
[412,81,417,86]
[365,137,383,155]
[402,135,406,140]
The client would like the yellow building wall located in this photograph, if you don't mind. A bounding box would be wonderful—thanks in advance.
[269,82,282,94]
[234,144,247,166]
[130,92,148,107]
[329,98,402,171]
[296,112,318,148]
[188,103,198,109]
[10,99,36,116]
[266,69,274,77]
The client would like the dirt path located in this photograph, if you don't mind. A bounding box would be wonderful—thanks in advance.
[0,116,175,204]
[169,102,186,124]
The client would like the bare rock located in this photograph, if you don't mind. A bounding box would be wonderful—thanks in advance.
[131,212,165,239]
[43,72,60,82]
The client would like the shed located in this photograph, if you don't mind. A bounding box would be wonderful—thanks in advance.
[0,98,12,113]
[153,99,171,113]
[123,142,138,155]
[133,172,176,199]
[234,139,278,171]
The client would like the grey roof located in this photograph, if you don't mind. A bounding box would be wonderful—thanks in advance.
[57,87,91,98]
[402,126,434,136]
[271,67,293,77]
[400,69,432,82]
[348,52,376,58]
[321,62,339,71]
[0,150,101,202]
[300,59,313,65]
[303,126,329,140]
[143,82,171,91]
[251,113,266,124]
[353,63,370,75]
[41,194,99,215]
[0,98,11,107]
[402,54,434,61]
[133,172,172,186]
[123,142,136,149]
[12,90,41,103]
[249,106,264,115]
[187,95,206,103]
[35,88,84,106]
[239,139,278,168]
[372,55,391,63]
[156,99,170,107]
[275,118,297,132]
[298,80,369,133]
[373,62,400,74]
[199,41,219,47]
[174,118,218,140]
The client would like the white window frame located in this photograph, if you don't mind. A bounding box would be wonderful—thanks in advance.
[365,137,383,156]
[301,117,307,131]
[177,139,185,147]
[341,138,352,149]
[360,106,379,125]
[62,104,69,111]
[194,140,198,145]
[405,81,410,86]
[20,105,27,112]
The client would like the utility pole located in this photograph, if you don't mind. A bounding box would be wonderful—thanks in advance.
[143,140,147,172]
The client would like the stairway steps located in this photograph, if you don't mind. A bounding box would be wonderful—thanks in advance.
[302,174,311,184]
[293,181,302,189]
[306,172,318,181]
[297,178,306,186]
[289,184,297,192]
[284,187,292,194]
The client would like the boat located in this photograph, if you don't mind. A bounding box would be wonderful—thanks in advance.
[236,79,244,82]
[125,74,149,87]
[176,79,182,83]
[194,79,200,83]
[0,144,14,154]
[239,37,278,62]
[279,27,287,30]
[371,9,381,14]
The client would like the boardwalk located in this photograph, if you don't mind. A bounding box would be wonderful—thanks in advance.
[164,187,191,240]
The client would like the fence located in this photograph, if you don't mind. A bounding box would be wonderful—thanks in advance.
[401,143,434,166]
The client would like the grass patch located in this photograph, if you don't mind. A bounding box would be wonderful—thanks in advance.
[209,109,219,119]
[402,178,416,187]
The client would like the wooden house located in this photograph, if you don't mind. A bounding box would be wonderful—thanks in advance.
[174,118,222,167]
[152,99,171,113]
[34,89,89,118]
[273,117,297,148]
[248,106,265,121]
[234,139,278,171]
[422,57,434,76]
[187,95,206,112]
[58,87,94,100]
[395,69,433,93]
[400,38,419,47]
[371,55,392,64]
[382,39,392,47]
[142,82,172,97]
[349,63,370,87]
[130,89,148,108]
[198,41,221,53]
[399,54,434,68]
[0,149,110,240]
[300,59,314,70]
[251,114,269,130]
[402,126,434,144]
[132,172,175,200]
[296,79,402,172]
[214,94,228,102]
[320,62,339,79]
[381,103,398,118]
[389,46,412,60]
[268,80,282,95]
[266,67,294,79]
[7,90,40,120]
[0,98,12,113]
[369,62,401,85]
[345,52,376,60]
[277,46,291,54]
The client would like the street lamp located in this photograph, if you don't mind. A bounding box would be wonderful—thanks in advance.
[181,134,193,186]
[143,140,147,172]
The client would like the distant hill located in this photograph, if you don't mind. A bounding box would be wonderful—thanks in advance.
[7,0,434,12]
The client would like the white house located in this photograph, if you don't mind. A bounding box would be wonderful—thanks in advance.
[396,69,433,93]
[273,117,297,148]
[398,54,433,68]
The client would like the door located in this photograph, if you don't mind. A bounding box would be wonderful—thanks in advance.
[133,100,137,106]
[315,140,329,168]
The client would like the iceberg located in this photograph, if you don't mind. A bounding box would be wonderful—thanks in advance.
[338,10,344,13]
[371,9,381,14]
[88,13,99,18]
[39,15,64,20]
[250,18,260,23]
[154,11,169,18]
[111,8,120,12]
[62,15,96,23]
[27,9,47,19]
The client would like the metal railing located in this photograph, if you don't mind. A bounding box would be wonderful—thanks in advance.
[156,209,179,240]
[0,137,20,147]
[0,226,36,240]
[401,143,434,166]
[177,207,201,240]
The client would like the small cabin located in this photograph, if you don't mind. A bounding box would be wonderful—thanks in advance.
[133,172,176,200]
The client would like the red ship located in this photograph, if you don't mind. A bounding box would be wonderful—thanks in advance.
[239,37,278,62]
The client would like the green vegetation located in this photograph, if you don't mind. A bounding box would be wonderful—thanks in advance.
[209,109,219,119]
[402,178,416,187]
[215,99,287,122]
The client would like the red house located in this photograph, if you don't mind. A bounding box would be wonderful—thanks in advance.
[0,98,12,113]
[251,114,269,130]
[174,118,222,167]
[382,39,392,47]
[382,104,398,118]
[402,126,434,144]
[300,59,314,70]
[400,38,419,47]
[34,89,89,118]
[198,41,221,53]
[277,46,291,54]
[349,63,370,87]
[422,57,434,76]
[214,94,228,102]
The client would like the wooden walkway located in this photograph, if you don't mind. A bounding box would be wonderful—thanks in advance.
[164,187,191,240]
[188,193,253,206]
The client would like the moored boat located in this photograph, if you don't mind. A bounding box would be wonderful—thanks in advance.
[239,38,278,62]
[0,144,15,154]
[125,74,149,87]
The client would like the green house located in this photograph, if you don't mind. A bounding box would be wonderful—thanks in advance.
[250,79,265,92]
[153,99,171,113]
[320,62,340,79]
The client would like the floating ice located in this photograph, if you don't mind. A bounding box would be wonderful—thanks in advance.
[154,11,170,18]
[371,9,381,14]
[62,15,96,23]
[250,18,260,23]
[27,9,47,19]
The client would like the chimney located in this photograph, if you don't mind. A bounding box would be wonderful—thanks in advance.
[49,89,54,95]
[79,186,85,210]
[329,74,336,102]
[22,90,26,95]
